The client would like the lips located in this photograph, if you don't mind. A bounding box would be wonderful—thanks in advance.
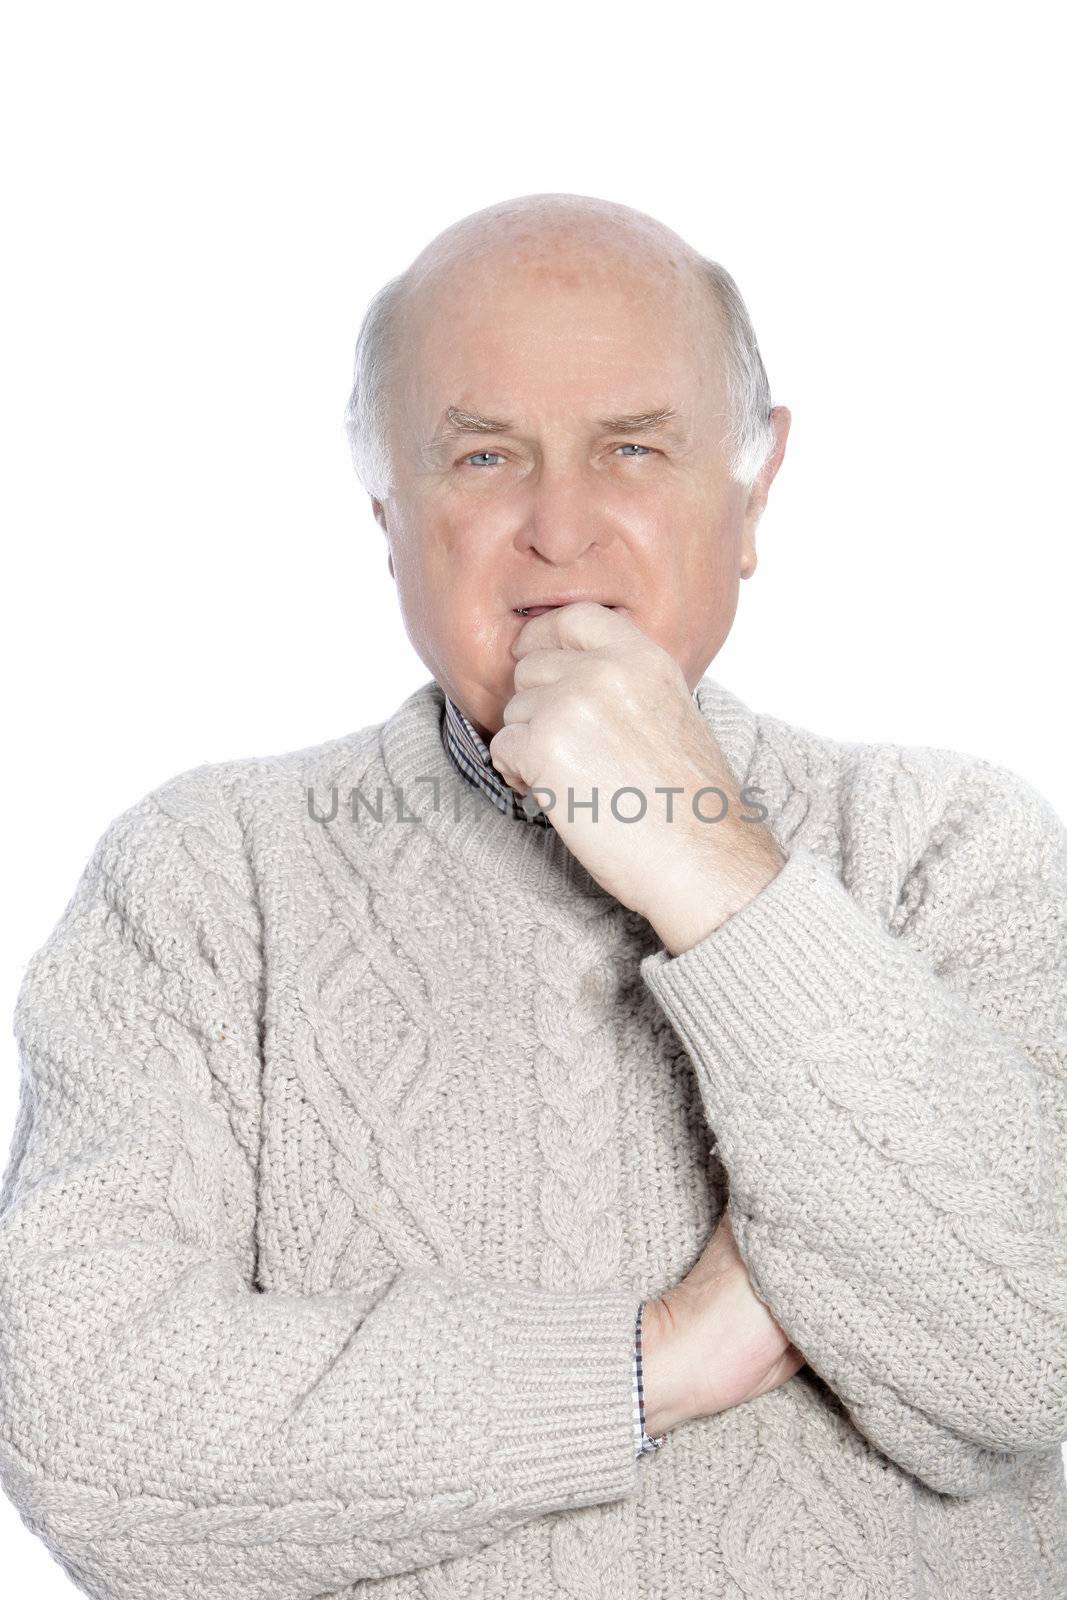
[513,601,618,616]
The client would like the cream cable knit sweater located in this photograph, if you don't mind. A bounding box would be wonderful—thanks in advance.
[440,686,669,1455]
[1,672,1066,1599]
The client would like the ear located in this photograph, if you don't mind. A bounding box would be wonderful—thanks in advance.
[368,497,395,579]
[740,405,791,577]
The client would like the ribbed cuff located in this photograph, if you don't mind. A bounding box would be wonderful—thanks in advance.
[639,845,894,1078]
[492,1283,643,1509]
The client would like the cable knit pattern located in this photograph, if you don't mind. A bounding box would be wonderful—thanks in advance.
[441,687,666,1457]
[0,671,1065,1599]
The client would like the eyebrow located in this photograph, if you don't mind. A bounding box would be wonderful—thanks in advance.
[595,408,681,434]
[429,404,683,445]
[433,407,514,440]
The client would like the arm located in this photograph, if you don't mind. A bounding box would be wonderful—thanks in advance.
[0,778,641,1599]
[638,752,1067,1497]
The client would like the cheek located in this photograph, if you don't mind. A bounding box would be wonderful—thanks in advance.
[393,522,509,647]
[696,535,742,586]
[673,498,744,575]
[639,519,742,644]
[415,506,503,575]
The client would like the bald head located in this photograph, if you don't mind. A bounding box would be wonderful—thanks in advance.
[404,193,709,300]
[344,192,775,498]
[398,196,721,394]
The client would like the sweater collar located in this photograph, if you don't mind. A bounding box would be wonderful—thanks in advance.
[377,672,761,898]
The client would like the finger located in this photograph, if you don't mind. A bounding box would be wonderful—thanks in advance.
[487,722,528,788]
[513,648,567,690]
[500,687,545,726]
[511,600,627,661]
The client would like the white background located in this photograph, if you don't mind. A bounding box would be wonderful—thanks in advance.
[2,2,1065,1588]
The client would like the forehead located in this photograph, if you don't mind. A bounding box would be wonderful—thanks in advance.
[397,245,722,420]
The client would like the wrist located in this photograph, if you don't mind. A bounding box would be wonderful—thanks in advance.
[639,1298,698,1439]
[645,828,785,956]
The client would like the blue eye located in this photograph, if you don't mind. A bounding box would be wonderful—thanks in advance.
[465,451,504,467]
[616,443,651,456]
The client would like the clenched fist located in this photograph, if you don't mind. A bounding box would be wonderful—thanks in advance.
[489,602,785,952]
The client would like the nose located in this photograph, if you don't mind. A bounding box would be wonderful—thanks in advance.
[514,465,616,564]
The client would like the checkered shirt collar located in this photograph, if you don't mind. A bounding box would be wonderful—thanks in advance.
[441,694,552,825]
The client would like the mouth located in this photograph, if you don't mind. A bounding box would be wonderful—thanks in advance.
[513,601,620,617]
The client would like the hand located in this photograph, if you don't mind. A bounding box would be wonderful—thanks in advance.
[488,603,784,946]
[640,1209,805,1438]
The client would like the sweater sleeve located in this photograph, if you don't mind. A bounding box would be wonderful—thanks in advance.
[639,752,1067,1499]
[0,780,640,1600]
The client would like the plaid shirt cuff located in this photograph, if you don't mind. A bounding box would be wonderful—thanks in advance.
[633,1303,668,1456]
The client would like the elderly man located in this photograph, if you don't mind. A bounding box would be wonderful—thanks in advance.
[1,194,1065,1600]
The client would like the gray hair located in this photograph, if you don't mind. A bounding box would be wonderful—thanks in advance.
[343,256,775,499]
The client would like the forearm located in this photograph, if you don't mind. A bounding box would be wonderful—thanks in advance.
[640,828,1067,1495]
[0,790,648,1597]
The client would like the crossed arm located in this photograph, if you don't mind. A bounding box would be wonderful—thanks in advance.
[637,750,1067,1496]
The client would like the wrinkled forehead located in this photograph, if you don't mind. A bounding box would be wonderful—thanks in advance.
[394,235,724,424]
